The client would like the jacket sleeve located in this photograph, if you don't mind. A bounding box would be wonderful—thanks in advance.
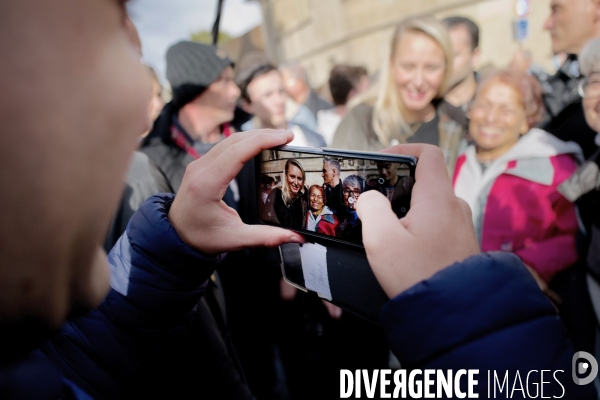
[380,252,596,399]
[43,194,222,399]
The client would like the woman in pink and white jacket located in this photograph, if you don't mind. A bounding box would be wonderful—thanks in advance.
[453,70,583,284]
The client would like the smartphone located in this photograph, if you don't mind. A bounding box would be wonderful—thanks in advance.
[255,145,417,248]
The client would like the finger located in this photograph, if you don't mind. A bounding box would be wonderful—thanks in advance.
[357,190,411,252]
[225,224,305,250]
[456,198,473,223]
[208,130,295,188]
[456,198,479,243]
[201,129,293,165]
[323,301,342,319]
[356,191,415,297]
[379,144,455,203]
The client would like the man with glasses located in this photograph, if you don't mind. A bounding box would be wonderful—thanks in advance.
[339,175,365,243]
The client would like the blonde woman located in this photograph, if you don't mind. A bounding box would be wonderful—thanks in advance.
[331,15,466,175]
[265,158,308,230]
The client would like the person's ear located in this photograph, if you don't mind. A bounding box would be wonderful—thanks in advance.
[519,119,529,135]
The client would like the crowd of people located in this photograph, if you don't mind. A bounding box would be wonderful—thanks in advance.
[2,0,600,399]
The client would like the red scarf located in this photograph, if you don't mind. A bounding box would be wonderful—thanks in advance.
[170,122,233,160]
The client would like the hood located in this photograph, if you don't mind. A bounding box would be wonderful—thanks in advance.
[494,128,583,164]
[455,128,582,222]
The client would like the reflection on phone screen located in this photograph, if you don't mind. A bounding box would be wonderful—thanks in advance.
[258,150,414,245]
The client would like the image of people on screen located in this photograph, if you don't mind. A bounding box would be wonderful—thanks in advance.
[264,158,308,230]
[305,184,341,237]
[369,161,414,218]
[339,174,365,243]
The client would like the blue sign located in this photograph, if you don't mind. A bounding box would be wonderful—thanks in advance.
[513,18,528,42]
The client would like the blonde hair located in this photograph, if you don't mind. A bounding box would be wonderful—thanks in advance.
[372,15,454,146]
[282,159,305,206]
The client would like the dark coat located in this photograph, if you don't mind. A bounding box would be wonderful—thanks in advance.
[539,55,599,159]
[270,187,308,230]
[380,252,597,398]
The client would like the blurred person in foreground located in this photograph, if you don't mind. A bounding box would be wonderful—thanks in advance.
[104,63,169,252]
[541,0,600,158]
[332,15,466,176]
[0,1,596,398]
[239,63,326,148]
[0,0,304,398]
[453,70,582,289]
[442,16,481,118]
[317,64,370,145]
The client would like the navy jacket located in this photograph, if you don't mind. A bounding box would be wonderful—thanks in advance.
[381,252,597,398]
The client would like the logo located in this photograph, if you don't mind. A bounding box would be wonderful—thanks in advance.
[572,351,598,385]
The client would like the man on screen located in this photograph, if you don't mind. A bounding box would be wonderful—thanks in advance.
[370,161,414,218]
[339,175,365,243]
[322,157,344,214]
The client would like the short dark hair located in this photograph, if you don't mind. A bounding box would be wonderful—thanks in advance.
[323,157,340,173]
[328,65,368,106]
[442,16,479,50]
[237,63,278,103]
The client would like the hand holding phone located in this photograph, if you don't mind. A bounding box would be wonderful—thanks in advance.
[169,130,304,255]
[357,144,480,299]
[256,145,416,321]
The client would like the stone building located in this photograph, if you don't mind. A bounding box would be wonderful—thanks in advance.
[250,0,554,88]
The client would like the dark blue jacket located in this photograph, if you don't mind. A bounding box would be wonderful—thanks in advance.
[0,194,220,399]
[380,252,597,398]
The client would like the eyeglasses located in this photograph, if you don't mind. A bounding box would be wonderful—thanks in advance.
[578,77,600,98]
[343,188,362,197]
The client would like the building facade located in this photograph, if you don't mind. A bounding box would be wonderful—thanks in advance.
[254,0,553,88]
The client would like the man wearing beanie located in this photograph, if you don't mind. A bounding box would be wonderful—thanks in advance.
[142,40,240,193]
[141,41,285,399]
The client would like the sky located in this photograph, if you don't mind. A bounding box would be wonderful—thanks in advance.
[127,0,263,84]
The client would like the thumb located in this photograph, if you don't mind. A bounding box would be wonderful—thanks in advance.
[356,191,408,253]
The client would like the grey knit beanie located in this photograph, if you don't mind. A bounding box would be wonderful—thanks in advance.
[166,41,233,109]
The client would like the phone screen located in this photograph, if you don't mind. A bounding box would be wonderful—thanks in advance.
[257,148,415,246]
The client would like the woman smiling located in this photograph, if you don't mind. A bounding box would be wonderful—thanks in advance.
[269,158,308,230]
[332,15,466,175]
[305,185,340,237]
[453,70,583,284]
